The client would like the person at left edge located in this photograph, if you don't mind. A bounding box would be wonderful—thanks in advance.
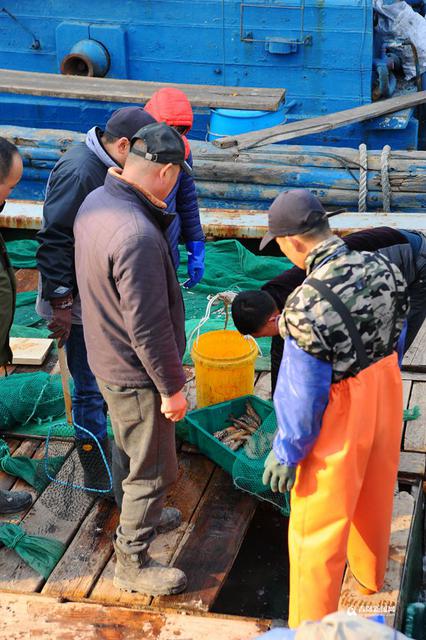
[0,137,33,515]
[35,107,156,494]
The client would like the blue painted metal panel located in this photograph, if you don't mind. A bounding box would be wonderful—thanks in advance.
[0,0,420,149]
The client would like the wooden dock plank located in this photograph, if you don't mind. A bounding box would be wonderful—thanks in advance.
[339,490,416,626]
[3,201,426,235]
[14,268,38,293]
[42,499,118,600]
[90,452,215,608]
[155,466,257,612]
[0,442,94,594]
[0,439,22,490]
[404,381,426,453]
[0,592,270,640]
[403,320,426,372]
[398,452,426,480]
[0,68,285,111]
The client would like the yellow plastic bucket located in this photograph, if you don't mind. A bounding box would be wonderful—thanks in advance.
[191,329,258,408]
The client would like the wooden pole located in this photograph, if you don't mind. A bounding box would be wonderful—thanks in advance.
[57,345,72,426]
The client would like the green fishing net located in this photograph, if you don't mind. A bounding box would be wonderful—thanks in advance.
[0,522,65,578]
[0,438,66,493]
[4,239,38,268]
[232,410,290,516]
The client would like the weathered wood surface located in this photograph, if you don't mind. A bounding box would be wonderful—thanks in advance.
[403,320,426,372]
[398,452,426,479]
[0,442,95,594]
[155,467,256,612]
[0,592,270,640]
[339,490,416,626]
[9,337,53,365]
[216,90,426,149]
[3,200,426,237]
[90,452,215,608]
[14,268,39,292]
[0,68,285,111]
[404,382,426,454]
[42,499,119,600]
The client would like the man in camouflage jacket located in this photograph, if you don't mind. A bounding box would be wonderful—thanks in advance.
[260,190,408,628]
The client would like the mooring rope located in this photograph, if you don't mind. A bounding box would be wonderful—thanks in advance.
[381,144,392,212]
[358,143,368,213]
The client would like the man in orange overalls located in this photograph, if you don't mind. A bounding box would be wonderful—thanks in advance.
[260,189,408,627]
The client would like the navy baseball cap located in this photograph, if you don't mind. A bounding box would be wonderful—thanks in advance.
[130,122,192,175]
[259,189,340,250]
[105,107,156,139]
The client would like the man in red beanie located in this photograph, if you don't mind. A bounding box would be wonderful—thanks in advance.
[145,88,205,288]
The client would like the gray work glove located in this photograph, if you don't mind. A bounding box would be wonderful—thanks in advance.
[262,449,296,493]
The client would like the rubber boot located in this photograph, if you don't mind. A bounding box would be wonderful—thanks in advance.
[113,540,187,596]
[75,436,114,498]
[0,489,32,514]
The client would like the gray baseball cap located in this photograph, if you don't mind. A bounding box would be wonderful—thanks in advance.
[260,189,337,250]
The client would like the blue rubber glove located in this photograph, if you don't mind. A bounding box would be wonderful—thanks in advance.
[184,240,205,289]
[262,450,296,493]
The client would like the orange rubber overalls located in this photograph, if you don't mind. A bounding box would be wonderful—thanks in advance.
[288,276,403,628]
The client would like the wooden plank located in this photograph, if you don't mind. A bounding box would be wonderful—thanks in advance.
[90,452,215,608]
[155,466,257,612]
[401,371,426,382]
[404,382,426,453]
[398,452,426,479]
[14,269,38,293]
[216,90,426,149]
[0,442,94,594]
[0,592,270,640]
[403,320,426,372]
[9,337,53,365]
[42,499,119,600]
[3,200,426,235]
[0,69,285,111]
[339,490,416,626]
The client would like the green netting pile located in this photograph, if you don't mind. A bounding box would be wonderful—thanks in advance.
[0,372,66,431]
[10,291,50,340]
[232,410,290,516]
[0,522,65,578]
[0,438,66,492]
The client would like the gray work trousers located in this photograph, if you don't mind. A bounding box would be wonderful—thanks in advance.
[97,380,178,555]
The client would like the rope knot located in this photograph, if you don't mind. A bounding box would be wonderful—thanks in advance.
[8,529,26,550]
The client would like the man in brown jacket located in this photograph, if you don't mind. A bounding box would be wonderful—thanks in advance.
[0,137,33,514]
[74,122,190,596]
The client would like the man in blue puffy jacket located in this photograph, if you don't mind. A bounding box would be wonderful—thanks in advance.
[145,87,205,288]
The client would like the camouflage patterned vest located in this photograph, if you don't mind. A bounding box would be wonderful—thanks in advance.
[279,235,408,382]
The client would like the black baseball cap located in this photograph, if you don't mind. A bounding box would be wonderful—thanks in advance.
[105,107,156,139]
[130,122,192,175]
[259,189,340,250]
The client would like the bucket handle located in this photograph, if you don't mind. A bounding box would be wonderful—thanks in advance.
[187,292,262,356]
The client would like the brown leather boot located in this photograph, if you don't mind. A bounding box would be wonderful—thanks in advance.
[113,540,187,596]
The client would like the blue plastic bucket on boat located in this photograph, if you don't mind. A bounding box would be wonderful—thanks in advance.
[208,106,286,141]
